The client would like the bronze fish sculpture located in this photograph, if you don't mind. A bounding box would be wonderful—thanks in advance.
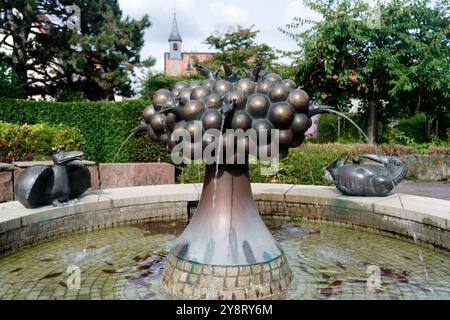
[326,154,408,197]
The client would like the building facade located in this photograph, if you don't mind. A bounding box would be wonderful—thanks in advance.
[164,13,213,76]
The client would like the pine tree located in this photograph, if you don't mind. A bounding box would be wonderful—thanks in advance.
[0,0,153,100]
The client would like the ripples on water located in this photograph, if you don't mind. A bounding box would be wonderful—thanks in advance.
[0,218,449,300]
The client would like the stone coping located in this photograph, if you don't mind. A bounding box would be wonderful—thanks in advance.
[0,184,449,251]
[12,160,96,167]
[0,163,14,172]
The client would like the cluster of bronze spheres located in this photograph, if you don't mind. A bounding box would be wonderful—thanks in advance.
[135,62,328,161]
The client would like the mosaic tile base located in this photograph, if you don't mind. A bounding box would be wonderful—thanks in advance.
[161,253,292,299]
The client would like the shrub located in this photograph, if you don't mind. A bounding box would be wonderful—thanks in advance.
[0,121,84,162]
[55,90,86,102]
[396,113,428,143]
[314,114,366,144]
[0,98,169,163]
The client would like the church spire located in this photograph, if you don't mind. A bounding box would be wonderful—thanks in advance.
[168,12,182,42]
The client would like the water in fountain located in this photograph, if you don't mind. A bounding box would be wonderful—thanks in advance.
[195,161,202,202]
[89,132,135,252]
[3,219,447,299]
[212,113,226,209]
[302,141,322,221]
[407,221,432,292]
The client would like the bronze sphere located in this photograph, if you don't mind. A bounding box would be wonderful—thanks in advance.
[283,79,297,89]
[278,129,294,148]
[153,89,172,109]
[160,133,169,145]
[182,100,206,121]
[246,94,270,118]
[171,120,187,144]
[202,109,223,130]
[202,79,216,89]
[252,119,275,145]
[146,125,160,142]
[255,79,274,95]
[185,121,203,142]
[202,133,217,149]
[172,88,181,98]
[231,111,252,131]
[189,81,202,89]
[269,103,295,129]
[190,86,212,100]
[166,113,178,131]
[291,113,312,134]
[214,80,233,95]
[150,113,166,134]
[179,88,193,105]
[235,78,256,96]
[278,148,289,159]
[288,89,309,113]
[291,134,305,148]
[203,93,222,109]
[174,81,188,89]
[224,90,247,109]
[269,84,290,102]
[264,73,282,83]
[143,105,157,123]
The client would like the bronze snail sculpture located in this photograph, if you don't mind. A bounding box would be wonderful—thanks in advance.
[326,154,408,197]
[15,150,91,208]
[132,62,333,299]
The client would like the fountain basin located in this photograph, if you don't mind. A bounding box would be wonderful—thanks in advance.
[2,184,449,257]
[0,184,449,299]
[0,218,449,300]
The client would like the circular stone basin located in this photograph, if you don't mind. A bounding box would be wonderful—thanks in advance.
[0,218,449,300]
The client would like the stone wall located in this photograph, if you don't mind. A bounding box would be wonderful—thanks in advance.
[0,164,14,203]
[402,154,449,181]
[98,163,175,189]
[0,162,175,203]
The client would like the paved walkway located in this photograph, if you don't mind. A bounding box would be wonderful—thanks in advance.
[395,181,450,201]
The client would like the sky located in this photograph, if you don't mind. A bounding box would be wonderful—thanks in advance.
[117,0,323,72]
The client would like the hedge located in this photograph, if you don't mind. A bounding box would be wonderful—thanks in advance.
[315,112,450,144]
[0,121,84,162]
[0,98,169,163]
[178,143,421,185]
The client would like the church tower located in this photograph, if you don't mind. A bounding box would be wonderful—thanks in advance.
[164,11,213,76]
[168,13,182,60]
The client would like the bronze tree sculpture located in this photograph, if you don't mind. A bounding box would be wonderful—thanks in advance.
[134,63,329,299]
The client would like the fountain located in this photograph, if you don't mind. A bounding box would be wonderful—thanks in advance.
[1,64,448,301]
[133,63,330,299]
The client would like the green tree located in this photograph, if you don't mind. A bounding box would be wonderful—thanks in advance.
[282,0,449,143]
[0,61,23,98]
[201,25,279,73]
[0,0,152,100]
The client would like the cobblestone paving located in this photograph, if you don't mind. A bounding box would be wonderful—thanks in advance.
[0,218,449,300]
